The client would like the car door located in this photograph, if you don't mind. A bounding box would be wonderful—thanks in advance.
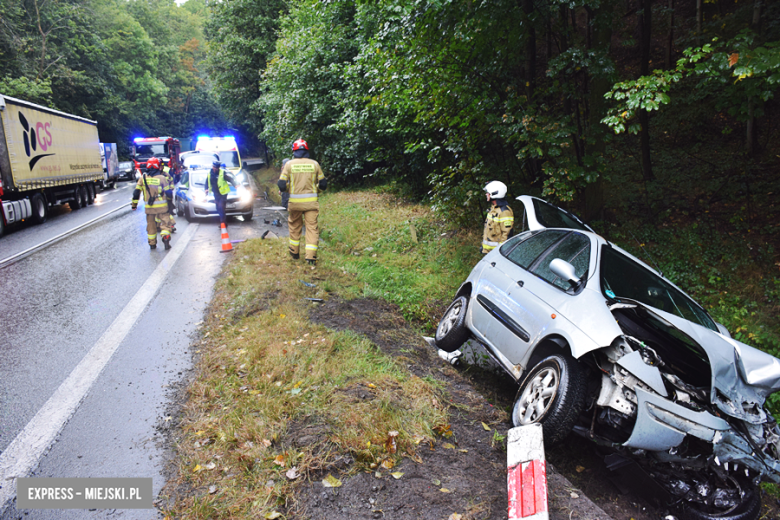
[470,230,569,366]
[475,230,593,367]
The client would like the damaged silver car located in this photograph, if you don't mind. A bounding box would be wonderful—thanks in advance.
[435,206,780,520]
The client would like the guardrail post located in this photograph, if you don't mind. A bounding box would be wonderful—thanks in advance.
[507,424,549,520]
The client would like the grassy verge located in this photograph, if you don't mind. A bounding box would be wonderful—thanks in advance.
[164,189,477,519]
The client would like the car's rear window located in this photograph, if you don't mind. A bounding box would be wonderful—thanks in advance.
[600,245,717,331]
[532,199,589,231]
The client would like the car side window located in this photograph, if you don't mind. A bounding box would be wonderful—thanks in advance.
[503,230,568,269]
[531,232,591,290]
[180,171,189,186]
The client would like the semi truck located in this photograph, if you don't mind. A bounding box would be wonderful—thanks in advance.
[0,93,104,236]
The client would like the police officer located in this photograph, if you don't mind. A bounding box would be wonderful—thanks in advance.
[207,159,234,227]
[278,139,326,265]
[481,180,513,253]
[132,157,173,250]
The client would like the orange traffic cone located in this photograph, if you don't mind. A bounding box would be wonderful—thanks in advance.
[219,223,233,253]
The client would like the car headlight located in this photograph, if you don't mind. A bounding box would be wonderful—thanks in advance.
[237,186,252,204]
[193,190,207,203]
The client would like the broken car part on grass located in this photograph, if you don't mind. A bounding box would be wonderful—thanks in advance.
[433,197,780,520]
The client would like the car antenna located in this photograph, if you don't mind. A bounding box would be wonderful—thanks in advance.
[628,230,663,277]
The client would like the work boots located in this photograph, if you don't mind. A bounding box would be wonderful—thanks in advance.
[290,252,300,260]
[306,259,316,266]
[163,235,172,250]
[149,243,157,250]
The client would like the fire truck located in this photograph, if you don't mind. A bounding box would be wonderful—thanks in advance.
[130,136,182,179]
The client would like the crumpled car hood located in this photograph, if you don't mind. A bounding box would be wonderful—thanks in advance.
[641,307,780,422]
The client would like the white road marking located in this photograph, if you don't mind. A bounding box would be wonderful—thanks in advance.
[0,223,199,509]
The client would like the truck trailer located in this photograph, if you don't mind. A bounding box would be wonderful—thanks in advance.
[0,93,104,236]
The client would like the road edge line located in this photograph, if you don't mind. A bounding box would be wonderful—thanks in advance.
[0,223,199,510]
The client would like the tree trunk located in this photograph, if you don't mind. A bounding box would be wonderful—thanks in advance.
[582,5,614,221]
[666,0,674,69]
[696,0,702,41]
[523,0,537,99]
[746,0,762,154]
[639,0,655,181]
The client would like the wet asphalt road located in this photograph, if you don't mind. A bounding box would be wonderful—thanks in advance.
[0,181,288,519]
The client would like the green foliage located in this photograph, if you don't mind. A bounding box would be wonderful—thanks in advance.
[602,32,780,134]
[0,0,228,155]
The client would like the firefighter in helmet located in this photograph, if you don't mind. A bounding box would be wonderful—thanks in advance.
[132,157,174,250]
[481,180,513,253]
[278,139,326,265]
[159,157,177,233]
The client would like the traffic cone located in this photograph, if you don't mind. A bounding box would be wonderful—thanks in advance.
[219,223,233,253]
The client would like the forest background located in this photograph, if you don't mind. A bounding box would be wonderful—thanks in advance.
[1,0,780,402]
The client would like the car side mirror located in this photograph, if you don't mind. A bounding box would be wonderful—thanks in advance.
[550,258,581,288]
[715,322,732,338]
[242,161,248,168]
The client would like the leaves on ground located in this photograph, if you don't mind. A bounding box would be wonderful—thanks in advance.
[322,474,343,488]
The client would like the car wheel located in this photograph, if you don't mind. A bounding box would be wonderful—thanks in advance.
[242,208,253,221]
[70,187,83,210]
[676,474,761,520]
[30,193,48,224]
[435,296,470,353]
[183,202,193,223]
[512,352,586,444]
[86,183,95,204]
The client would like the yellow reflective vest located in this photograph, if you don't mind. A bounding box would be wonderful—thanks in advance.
[207,168,230,196]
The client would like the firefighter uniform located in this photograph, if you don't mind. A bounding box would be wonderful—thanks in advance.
[481,202,514,253]
[279,158,326,261]
[132,172,173,249]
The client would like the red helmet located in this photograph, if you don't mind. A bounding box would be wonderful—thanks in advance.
[292,139,308,151]
[146,157,161,171]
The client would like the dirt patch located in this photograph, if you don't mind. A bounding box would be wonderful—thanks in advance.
[297,297,614,520]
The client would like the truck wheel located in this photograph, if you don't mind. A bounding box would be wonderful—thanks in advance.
[70,188,84,210]
[86,184,95,204]
[30,193,48,224]
[79,186,89,206]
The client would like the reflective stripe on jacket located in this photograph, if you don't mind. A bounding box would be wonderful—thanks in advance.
[482,204,514,252]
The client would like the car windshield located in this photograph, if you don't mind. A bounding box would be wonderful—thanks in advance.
[219,151,240,168]
[532,199,590,231]
[184,155,217,170]
[600,245,717,331]
[134,144,166,158]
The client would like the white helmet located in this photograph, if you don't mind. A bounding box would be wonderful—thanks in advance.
[484,180,507,199]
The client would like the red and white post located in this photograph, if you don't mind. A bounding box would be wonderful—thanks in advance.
[507,424,549,520]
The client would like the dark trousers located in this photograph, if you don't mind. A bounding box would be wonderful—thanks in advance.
[215,196,227,224]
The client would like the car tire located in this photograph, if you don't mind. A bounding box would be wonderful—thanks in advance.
[435,296,470,353]
[30,192,48,224]
[183,202,193,223]
[512,352,586,445]
[242,208,253,221]
[677,476,761,520]
[70,187,83,210]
